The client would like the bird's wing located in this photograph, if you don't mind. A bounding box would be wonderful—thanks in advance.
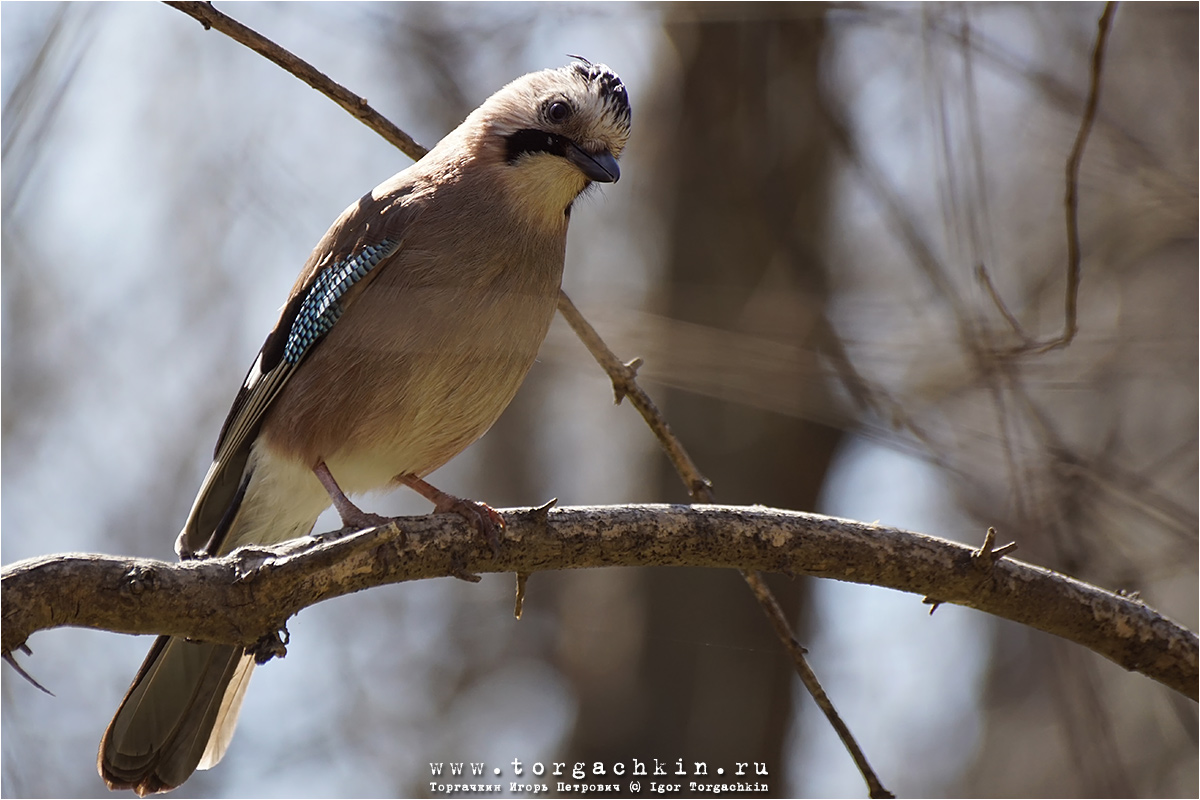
[177,182,423,557]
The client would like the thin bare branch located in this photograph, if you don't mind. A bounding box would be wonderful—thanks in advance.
[163,1,429,161]
[556,292,715,501]
[1047,0,1117,350]
[555,292,895,790]
[981,1,1118,355]
[555,298,895,791]
[554,298,892,796]
[742,570,894,798]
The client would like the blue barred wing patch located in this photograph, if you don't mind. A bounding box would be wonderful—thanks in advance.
[283,239,399,364]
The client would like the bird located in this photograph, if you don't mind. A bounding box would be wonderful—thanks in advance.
[97,59,631,795]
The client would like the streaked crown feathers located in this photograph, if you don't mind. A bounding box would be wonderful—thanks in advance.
[480,60,632,159]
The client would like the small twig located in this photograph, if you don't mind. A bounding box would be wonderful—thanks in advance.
[926,527,1020,613]
[556,291,715,502]
[555,292,891,793]
[163,1,428,162]
[742,571,894,798]
[982,1,1117,355]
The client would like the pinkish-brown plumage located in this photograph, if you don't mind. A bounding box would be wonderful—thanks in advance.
[99,61,630,795]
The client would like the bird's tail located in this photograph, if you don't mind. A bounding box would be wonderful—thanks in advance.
[99,446,329,794]
[98,636,254,795]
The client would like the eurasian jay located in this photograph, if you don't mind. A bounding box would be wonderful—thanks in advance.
[98,60,631,795]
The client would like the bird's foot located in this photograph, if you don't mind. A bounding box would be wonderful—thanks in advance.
[395,473,505,555]
[314,460,391,531]
[336,506,392,532]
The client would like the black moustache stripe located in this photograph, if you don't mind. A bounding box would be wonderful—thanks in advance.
[505,128,571,164]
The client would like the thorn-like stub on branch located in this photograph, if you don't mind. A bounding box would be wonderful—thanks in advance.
[514,571,530,619]
[3,650,54,695]
[521,497,558,519]
[609,359,643,405]
[612,381,630,405]
[249,627,289,665]
[120,564,158,597]
[972,527,1018,570]
[449,556,482,583]
[976,527,997,556]
[383,519,406,544]
[503,499,557,534]
[923,596,943,614]
[992,542,1019,558]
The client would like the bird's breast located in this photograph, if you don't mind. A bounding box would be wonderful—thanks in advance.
[258,223,566,495]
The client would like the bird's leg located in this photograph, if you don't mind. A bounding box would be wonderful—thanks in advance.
[395,473,505,554]
[313,461,391,530]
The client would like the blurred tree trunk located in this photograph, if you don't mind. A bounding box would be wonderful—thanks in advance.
[566,7,844,794]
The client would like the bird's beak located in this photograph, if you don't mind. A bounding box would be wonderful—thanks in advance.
[567,143,620,183]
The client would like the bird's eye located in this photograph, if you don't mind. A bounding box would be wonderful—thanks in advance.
[547,100,572,124]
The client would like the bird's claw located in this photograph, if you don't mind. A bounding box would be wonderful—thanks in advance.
[338,508,392,532]
[395,473,505,555]
[434,495,505,556]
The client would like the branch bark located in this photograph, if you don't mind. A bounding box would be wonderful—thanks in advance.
[4,504,1195,701]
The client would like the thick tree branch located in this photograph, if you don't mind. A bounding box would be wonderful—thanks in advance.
[4,504,1195,701]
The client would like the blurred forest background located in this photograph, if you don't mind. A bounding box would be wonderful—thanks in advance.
[2,2,1196,797]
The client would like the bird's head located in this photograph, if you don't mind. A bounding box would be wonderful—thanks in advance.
[456,59,632,221]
